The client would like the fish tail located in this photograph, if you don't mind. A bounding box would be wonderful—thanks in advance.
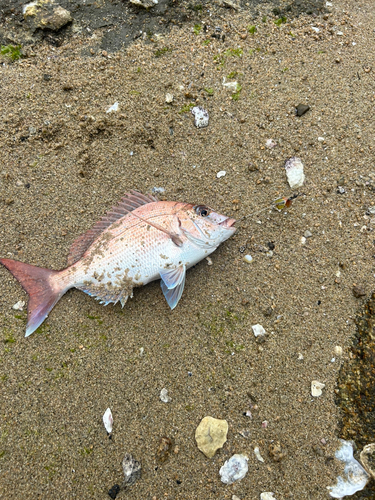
[0,258,68,337]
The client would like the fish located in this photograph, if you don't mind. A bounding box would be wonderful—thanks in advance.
[0,190,236,337]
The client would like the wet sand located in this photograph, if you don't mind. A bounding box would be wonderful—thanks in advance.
[0,0,374,498]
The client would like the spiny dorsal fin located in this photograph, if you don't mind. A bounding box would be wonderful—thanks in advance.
[67,190,157,266]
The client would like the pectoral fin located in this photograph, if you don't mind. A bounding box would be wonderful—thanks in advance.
[160,265,186,309]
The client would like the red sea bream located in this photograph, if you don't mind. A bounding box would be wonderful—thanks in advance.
[0,190,236,337]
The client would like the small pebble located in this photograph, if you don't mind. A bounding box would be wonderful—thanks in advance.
[165,93,173,103]
[296,104,310,117]
[334,346,343,356]
[12,300,25,311]
[300,236,306,245]
[191,106,209,128]
[219,454,249,484]
[108,484,120,499]
[252,324,266,337]
[156,436,174,463]
[318,136,325,142]
[243,254,253,263]
[268,441,285,462]
[217,170,226,178]
[304,230,312,238]
[352,286,366,298]
[360,443,375,479]
[311,380,325,397]
[160,388,171,403]
[285,157,305,189]
[266,139,277,148]
[260,493,277,500]
[122,453,141,488]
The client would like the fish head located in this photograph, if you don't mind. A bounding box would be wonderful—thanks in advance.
[178,203,236,249]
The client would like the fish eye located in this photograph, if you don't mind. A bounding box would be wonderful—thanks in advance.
[195,205,210,217]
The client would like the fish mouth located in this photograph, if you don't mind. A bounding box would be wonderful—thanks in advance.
[220,217,236,230]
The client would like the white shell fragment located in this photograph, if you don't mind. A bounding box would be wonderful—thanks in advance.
[260,493,277,500]
[360,443,375,478]
[284,157,305,189]
[266,139,277,148]
[12,300,25,311]
[222,77,239,92]
[254,446,265,462]
[220,454,249,484]
[130,0,158,7]
[252,324,266,337]
[328,440,369,498]
[191,106,209,128]
[106,102,119,113]
[160,388,171,403]
[217,170,226,178]
[122,453,142,487]
[311,380,325,397]
[334,346,343,356]
[243,254,253,263]
[103,408,113,434]
[165,93,173,103]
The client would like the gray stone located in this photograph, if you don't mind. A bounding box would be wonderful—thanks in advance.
[130,0,158,8]
[122,454,141,488]
[23,1,72,32]
[296,104,310,117]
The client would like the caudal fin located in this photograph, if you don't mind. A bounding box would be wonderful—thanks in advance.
[0,258,67,337]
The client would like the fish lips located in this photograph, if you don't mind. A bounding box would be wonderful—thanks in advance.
[220,217,237,230]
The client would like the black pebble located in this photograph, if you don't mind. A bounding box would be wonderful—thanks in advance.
[267,242,275,250]
[43,74,52,81]
[176,480,182,484]
[296,104,310,117]
[25,183,30,188]
[108,484,120,499]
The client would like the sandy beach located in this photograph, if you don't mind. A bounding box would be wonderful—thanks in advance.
[0,0,374,498]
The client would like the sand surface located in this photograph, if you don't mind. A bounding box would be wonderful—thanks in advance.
[0,0,374,498]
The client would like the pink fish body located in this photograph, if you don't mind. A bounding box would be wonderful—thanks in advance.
[1,191,236,337]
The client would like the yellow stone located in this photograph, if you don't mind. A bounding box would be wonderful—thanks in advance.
[195,416,228,458]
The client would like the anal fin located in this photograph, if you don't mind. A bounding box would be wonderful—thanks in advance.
[77,284,130,307]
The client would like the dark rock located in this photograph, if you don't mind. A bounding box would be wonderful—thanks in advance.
[108,484,120,499]
[296,104,310,117]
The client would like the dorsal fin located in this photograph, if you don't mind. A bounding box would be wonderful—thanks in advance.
[67,190,157,266]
